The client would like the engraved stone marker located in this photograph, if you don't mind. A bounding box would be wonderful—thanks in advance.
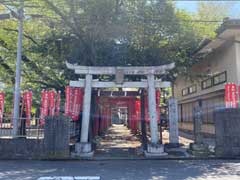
[168,98,179,145]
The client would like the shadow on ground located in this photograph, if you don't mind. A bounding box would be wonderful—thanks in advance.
[0,160,239,180]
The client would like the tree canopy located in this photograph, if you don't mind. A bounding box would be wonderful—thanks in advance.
[0,0,235,95]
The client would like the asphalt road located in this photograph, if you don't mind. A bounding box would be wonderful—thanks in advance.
[0,159,239,180]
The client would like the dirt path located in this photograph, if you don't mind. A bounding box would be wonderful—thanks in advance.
[95,124,142,158]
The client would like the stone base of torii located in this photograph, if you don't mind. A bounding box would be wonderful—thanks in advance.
[66,62,179,158]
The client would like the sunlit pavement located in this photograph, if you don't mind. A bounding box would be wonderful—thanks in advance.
[95,124,142,158]
[94,125,198,159]
[0,160,239,180]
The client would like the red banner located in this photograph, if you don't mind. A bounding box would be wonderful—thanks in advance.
[225,84,230,108]
[0,92,5,127]
[225,83,239,108]
[71,88,79,120]
[238,85,240,107]
[21,91,31,126]
[231,84,238,108]
[64,86,71,116]
[72,88,83,121]
[40,90,49,125]
[24,91,32,126]
[48,90,56,116]
[64,86,83,120]
[55,91,61,116]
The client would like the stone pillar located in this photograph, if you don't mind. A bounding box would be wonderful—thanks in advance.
[168,98,179,146]
[73,74,94,158]
[193,106,203,144]
[147,74,159,144]
[44,116,70,159]
[189,105,209,156]
[145,74,167,157]
[81,74,93,142]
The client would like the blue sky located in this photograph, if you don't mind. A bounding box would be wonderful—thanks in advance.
[175,1,240,17]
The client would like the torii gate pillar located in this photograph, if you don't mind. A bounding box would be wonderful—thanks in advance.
[147,74,159,143]
[81,74,92,143]
[74,74,94,158]
[144,74,168,157]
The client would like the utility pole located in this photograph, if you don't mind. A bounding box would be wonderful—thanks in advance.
[12,0,24,137]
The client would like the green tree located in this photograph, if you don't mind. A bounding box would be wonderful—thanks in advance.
[1,0,232,105]
[194,1,236,38]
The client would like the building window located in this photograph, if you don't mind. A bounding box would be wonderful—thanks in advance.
[213,71,227,85]
[182,88,188,96]
[182,85,197,96]
[202,78,213,89]
[189,85,197,94]
[202,71,227,90]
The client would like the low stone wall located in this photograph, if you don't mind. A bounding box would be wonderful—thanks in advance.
[44,116,70,159]
[179,122,215,136]
[0,138,44,159]
[214,108,240,157]
[0,115,71,160]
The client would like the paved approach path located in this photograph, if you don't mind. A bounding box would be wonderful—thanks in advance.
[162,130,194,146]
[0,160,239,180]
[95,124,142,158]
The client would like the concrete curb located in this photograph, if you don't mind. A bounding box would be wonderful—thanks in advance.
[1,156,239,161]
[0,157,240,162]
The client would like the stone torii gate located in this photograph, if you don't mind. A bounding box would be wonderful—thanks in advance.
[67,62,175,157]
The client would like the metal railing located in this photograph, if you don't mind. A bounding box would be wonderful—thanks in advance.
[0,116,44,139]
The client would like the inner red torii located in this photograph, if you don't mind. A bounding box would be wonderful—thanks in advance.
[64,86,161,144]
[92,90,161,137]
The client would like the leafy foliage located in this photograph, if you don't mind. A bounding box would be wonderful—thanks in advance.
[0,0,235,110]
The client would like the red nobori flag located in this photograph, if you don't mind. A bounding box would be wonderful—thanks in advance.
[0,92,5,127]
[48,90,56,116]
[40,90,49,125]
[24,91,32,126]
[225,84,230,108]
[225,83,239,108]
[64,86,71,116]
[39,91,45,125]
[231,83,238,108]
[72,88,83,121]
[55,91,61,116]
[238,85,240,107]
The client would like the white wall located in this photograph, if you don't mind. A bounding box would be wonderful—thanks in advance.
[174,42,238,102]
[235,35,240,83]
